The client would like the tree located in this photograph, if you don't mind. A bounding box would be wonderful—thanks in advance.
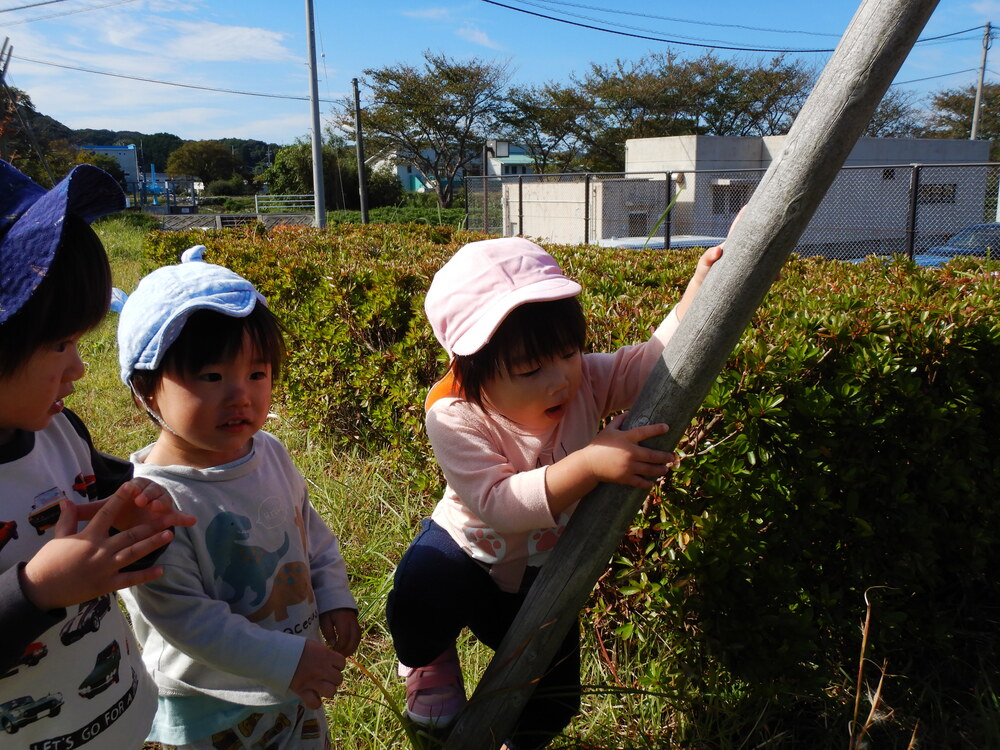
[135,132,184,175]
[923,82,1000,158]
[697,56,814,137]
[496,84,585,174]
[342,50,511,208]
[565,52,814,171]
[865,88,923,137]
[166,140,241,183]
[262,134,402,210]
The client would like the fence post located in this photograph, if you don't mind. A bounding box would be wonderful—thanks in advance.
[482,175,488,234]
[665,172,673,250]
[518,176,524,237]
[584,173,591,245]
[905,163,921,259]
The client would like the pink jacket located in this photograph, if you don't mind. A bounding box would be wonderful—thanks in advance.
[426,309,679,592]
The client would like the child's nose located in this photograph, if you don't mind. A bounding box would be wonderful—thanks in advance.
[547,364,570,393]
[227,383,251,403]
[66,348,85,382]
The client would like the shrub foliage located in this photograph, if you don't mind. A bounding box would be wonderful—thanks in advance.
[142,225,999,746]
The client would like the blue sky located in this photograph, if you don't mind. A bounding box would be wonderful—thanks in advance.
[1,0,997,145]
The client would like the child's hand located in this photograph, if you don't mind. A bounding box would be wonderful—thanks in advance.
[545,413,680,514]
[320,608,361,658]
[19,482,188,611]
[584,412,679,488]
[77,477,196,532]
[675,244,725,320]
[289,639,347,709]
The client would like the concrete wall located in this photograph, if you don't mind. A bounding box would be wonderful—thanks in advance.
[627,135,991,173]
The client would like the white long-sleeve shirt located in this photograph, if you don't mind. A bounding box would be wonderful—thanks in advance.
[427,308,679,592]
[120,431,356,706]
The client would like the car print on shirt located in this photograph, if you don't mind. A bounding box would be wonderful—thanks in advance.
[0,519,17,552]
[72,472,97,498]
[0,692,63,734]
[0,642,49,680]
[60,595,111,646]
[78,641,121,699]
[27,487,68,535]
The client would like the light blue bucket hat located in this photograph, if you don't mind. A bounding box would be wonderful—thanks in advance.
[116,245,267,384]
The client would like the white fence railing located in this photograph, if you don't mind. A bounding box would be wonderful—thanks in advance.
[254,194,314,212]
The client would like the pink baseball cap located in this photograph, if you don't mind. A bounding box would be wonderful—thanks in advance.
[425,237,581,357]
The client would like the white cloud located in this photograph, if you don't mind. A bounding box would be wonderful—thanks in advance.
[969,1,1000,15]
[456,24,503,50]
[161,20,294,63]
[402,8,453,20]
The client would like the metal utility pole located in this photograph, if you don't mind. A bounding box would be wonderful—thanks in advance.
[304,0,326,228]
[442,0,941,747]
[352,78,369,224]
[971,22,992,140]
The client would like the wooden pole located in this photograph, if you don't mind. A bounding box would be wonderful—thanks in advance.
[441,1,940,747]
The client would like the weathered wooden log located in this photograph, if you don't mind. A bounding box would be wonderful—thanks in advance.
[442,1,941,747]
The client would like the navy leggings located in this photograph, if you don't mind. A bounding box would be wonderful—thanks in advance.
[386,519,581,750]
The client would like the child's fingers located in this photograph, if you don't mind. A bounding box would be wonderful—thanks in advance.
[297,689,322,710]
[128,477,162,508]
[333,623,362,659]
[87,482,143,534]
[110,525,174,567]
[622,421,670,443]
[52,500,80,537]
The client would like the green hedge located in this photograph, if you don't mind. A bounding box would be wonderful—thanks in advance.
[143,225,1000,746]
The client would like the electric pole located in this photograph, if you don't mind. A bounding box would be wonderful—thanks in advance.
[353,78,369,224]
[305,0,326,228]
[971,22,992,140]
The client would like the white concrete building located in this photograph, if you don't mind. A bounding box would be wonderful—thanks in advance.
[502,135,992,252]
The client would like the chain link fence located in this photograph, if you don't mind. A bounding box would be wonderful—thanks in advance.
[465,163,1000,261]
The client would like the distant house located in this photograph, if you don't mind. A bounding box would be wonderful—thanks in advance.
[484,142,535,177]
[371,142,535,192]
[368,148,461,193]
[78,144,140,194]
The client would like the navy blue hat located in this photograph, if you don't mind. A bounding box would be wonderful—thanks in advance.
[0,160,125,324]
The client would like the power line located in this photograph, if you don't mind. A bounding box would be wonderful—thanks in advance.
[893,69,978,86]
[0,0,139,26]
[10,53,341,103]
[480,0,835,52]
[0,0,73,12]
[482,0,985,55]
[523,0,841,37]
[506,0,814,48]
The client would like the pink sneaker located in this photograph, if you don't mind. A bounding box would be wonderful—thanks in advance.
[398,645,467,727]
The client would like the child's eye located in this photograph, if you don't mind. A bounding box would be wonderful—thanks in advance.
[250,370,269,381]
[516,366,540,378]
[199,372,222,382]
[561,350,579,361]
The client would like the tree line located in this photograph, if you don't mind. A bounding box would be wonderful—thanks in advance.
[2,49,998,211]
[339,50,1000,208]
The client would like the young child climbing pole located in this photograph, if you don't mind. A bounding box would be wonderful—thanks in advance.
[386,236,723,749]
